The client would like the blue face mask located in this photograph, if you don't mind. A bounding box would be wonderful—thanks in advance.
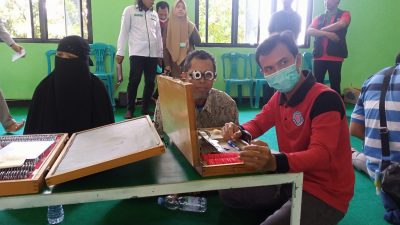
[263,62,300,93]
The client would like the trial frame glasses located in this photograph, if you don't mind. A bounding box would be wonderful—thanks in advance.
[188,70,217,80]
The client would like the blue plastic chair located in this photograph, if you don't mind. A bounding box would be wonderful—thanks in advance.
[221,52,253,106]
[45,50,57,75]
[302,52,313,72]
[90,43,116,109]
[248,53,274,108]
[302,52,330,86]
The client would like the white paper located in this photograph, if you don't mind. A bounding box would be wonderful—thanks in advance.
[0,158,25,169]
[11,49,26,62]
[0,141,54,169]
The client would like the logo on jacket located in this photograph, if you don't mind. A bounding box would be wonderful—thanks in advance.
[292,111,304,126]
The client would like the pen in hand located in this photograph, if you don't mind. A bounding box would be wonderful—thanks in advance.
[227,140,241,151]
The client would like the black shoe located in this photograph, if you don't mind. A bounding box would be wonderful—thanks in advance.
[124,110,133,119]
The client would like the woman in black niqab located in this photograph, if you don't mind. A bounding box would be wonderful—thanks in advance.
[24,36,114,135]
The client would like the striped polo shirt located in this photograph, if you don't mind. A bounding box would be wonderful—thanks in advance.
[351,65,400,177]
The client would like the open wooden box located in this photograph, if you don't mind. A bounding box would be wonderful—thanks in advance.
[45,116,165,186]
[157,75,255,177]
[0,134,68,196]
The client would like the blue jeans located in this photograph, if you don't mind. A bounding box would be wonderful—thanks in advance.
[381,191,400,225]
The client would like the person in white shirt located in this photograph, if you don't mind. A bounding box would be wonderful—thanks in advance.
[0,19,24,54]
[116,0,163,119]
[0,19,25,133]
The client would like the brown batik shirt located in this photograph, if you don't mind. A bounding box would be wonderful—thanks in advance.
[154,88,239,134]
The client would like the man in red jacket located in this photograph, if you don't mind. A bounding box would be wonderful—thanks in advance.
[220,31,354,225]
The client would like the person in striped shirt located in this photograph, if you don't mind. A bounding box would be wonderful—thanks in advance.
[350,53,400,178]
[350,52,400,224]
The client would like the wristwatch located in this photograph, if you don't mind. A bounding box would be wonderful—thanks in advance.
[238,125,252,144]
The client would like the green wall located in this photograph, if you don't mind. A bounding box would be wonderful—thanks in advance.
[1,0,399,100]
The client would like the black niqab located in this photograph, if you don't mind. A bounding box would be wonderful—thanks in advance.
[56,35,94,66]
[24,36,114,135]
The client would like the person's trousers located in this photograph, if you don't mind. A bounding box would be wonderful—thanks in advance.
[127,56,158,113]
[313,60,343,95]
[381,191,400,225]
[0,89,14,129]
[219,185,344,225]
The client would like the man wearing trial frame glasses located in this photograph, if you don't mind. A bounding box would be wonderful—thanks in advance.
[154,50,238,134]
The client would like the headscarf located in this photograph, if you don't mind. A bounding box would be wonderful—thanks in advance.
[166,0,195,65]
[24,36,114,135]
[56,35,94,66]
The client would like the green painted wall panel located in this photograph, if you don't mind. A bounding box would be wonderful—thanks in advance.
[0,0,399,99]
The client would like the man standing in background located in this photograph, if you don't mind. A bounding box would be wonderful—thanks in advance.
[268,0,301,40]
[156,1,169,66]
[152,1,170,102]
[116,0,163,119]
[307,0,350,95]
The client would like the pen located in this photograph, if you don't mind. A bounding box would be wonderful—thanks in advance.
[227,140,241,151]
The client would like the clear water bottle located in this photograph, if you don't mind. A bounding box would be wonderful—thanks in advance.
[157,195,207,213]
[47,205,64,224]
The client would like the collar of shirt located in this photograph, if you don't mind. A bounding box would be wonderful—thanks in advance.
[160,20,168,29]
[279,71,315,107]
[196,89,215,114]
[135,4,154,12]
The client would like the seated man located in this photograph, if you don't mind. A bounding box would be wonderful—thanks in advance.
[24,35,115,135]
[154,49,238,134]
[350,52,400,224]
[220,31,354,225]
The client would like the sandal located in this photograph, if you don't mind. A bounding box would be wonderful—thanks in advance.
[5,120,25,133]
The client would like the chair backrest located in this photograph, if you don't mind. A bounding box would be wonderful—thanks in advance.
[45,50,57,75]
[45,43,116,76]
[302,52,313,72]
[90,43,116,75]
[248,53,264,79]
[221,52,250,80]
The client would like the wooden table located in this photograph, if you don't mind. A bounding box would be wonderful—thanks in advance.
[0,146,303,225]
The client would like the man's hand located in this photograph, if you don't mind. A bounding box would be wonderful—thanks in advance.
[240,140,276,172]
[222,122,241,141]
[324,32,340,42]
[116,55,124,64]
[10,43,23,54]
[158,58,163,67]
[116,63,123,84]
[164,65,171,75]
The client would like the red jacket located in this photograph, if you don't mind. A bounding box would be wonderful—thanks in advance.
[243,74,354,213]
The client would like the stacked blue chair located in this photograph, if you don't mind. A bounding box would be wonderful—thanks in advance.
[302,52,313,72]
[45,50,57,75]
[248,53,274,108]
[90,43,116,109]
[302,52,330,86]
[221,52,253,106]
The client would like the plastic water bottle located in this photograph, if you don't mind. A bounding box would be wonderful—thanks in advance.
[157,195,207,213]
[47,205,64,224]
